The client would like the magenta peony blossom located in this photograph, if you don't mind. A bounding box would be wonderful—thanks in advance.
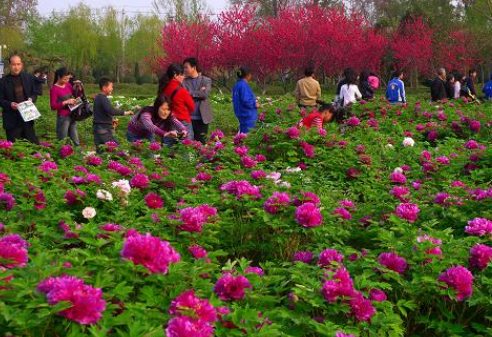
[210,130,224,140]
[465,218,492,236]
[144,193,164,209]
[469,244,492,270]
[369,289,387,302]
[60,144,74,158]
[465,140,479,150]
[0,234,28,268]
[0,193,15,211]
[416,235,442,258]
[233,133,247,145]
[214,274,251,301]
[149,142,161,151]
[64,189,86,206]
[220,181,261,199]
[299,141,315,158]
[295,203,323,228]
[234,146,249,157]
[438,266,473,301]
[293,251,314,264]
[345,116,360,126]
[321,267,355,302]
[264,192,290,214]
[245,266,264,276]
[395,203,420,223]
[336,332,356,337]
[0,140,13,150]
[286,127,300,139]
[121,232,180,274]
[251,170,267,180]
[293,191,320,206]
[173,205,217,233]
[349,292,376,321]
[188,245,208,259]
[169,290,217,324]
[240,155,257,168]
[318,249,344,268]
[378,251,407,274]
[389,172,407,184]
[332,207,352,220]
[166,316,214,337]
[130,173,150,189]
[391,186,410,201]
[86,156,103,166]
[37,275,106,324]
[196,172,212,181]
[99,223,124,232]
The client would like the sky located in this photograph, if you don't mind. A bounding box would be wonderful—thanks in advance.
[37,0,229,16]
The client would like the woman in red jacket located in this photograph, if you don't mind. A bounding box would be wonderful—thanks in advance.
[158,63,195,143]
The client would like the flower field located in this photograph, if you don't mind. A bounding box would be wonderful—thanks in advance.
[1,96,492,337]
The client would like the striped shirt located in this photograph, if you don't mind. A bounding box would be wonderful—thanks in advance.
[127,110,186,138]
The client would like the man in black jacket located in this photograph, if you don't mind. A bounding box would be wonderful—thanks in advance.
[0,55,40,144]
[430,68,448,101]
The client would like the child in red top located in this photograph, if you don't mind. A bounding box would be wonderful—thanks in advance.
[299,103,337,130]
[159,63,195,140]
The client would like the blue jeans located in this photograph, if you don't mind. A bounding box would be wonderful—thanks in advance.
[126,130,155,143]
[182,121,194,140]
[57,115,79,146]
[237,117,257,134]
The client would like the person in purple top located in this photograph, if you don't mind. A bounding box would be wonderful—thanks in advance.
[127,95,188,143]
[50,67,82,146]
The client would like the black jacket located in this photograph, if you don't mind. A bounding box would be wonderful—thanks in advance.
[359,81,374,100]
[0,72,40,130]
[430,77,447,101]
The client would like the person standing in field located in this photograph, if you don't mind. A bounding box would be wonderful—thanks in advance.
[182,58,213,144]
[463,68,478,100]
[232,66,260,134]
[93,77,133,152]
[430,68,448,101]
[50,67,81,146]
[0,54,41,144]
[386,70,406,104]
[294,67,321,110]
[445,73,455,100]
[158,63,195,144]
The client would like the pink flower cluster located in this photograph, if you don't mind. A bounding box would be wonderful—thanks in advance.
[64,189,86,206]
[416,235,442,259]
[469,244,492,270]
[318,249,344,268]
[130,173,150,189]
[389,172,407,184]
[37,275,106,324]
[438,266,473,301]
[295,202,323,228]
[60,144,74,158]
[172,205,217,233]
[0,234,29,269]
[395,203,420,223]
[292,251,314,264]
[166,290,217,337]
[293,191,320,206]
[144,193,164,209]
[220,181,261,199]
[264,192,290,214]
[299,141,315,158]
[0,193,16,211]
[214,273,251,301]
[121,231,180,274]
[465,218,492,236]
[378,251,407,274]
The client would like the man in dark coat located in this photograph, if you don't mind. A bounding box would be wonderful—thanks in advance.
[183,57,213,144]
[430,68,448,101]
[0,55,41,144]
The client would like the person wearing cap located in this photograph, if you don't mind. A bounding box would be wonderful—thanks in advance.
[232,66,260,134]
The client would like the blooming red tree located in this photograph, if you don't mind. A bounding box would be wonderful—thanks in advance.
[436,30,481,74]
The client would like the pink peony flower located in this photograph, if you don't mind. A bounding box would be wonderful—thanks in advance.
[295,203,323,228]
[0,193,16,211]
[469,244,492,270]
[251,170,267,180]
[378,251,407,274]
[349,292,376,321]
[318,249,344,268]
[299,141,315,158]
[37,275,106,325]
[130,173,150,189]
[99,223,124,232]
[149,142,161,151]
[144,193,164,209]
[64,189,86,206]
[210,130,224,140]
[245,266,264,276]
[241,156,257,169]
[173,205,217,233]
[214,274,251,301]
[234,146,249,157]
[389,172,407,184]
[264,192,291,214]
[0,234,28,268]
[121,232,180,274]
[336,332,356,337]
[188,245,208,259]
[166,316,214,337]
[438,266,473,301]
[465,218,492,236]
[286,127,300,139]
[86,156,103,166]
[395,203,420,223]
[220,181,261,199]
[60,144,74,158]
[293,251,314,264]
[332,207,352,220]
[169,290,217,324]
[293,191,320,206]
[321,267,355,302]
[369,289,387,302]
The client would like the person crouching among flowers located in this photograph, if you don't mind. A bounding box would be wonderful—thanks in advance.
[127,95,187,144]
[298,101,351,131]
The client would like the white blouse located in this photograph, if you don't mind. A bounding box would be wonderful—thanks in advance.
[454,81,461,99]
[340,84,362,106]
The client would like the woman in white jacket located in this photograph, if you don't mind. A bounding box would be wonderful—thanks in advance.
[340,72,362,106]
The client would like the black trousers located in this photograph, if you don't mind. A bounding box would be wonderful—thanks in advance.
[192,119,209,144]
[5,122,40,145]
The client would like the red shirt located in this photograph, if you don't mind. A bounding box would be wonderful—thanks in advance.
[50,83,74,117]
[163,79,195,123]
[300,111,323,130]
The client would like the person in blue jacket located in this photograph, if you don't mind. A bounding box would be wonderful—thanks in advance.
[386,70,406,104]
[482,73,492,100]
[232,66,260,134]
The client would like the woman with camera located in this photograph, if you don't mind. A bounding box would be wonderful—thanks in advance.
[126,95,187,144]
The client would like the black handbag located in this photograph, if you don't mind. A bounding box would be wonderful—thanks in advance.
[69,96,93,121]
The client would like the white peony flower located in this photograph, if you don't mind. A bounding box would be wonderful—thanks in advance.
[280,181,291,188]
[112,180,131,196]
[96,189,113,201]
[386,144,394,149]
[82,207,97,219]
[285,167,302,174]
[266,172,282,181]
[393,167,404,174]
[402,137,415,147]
